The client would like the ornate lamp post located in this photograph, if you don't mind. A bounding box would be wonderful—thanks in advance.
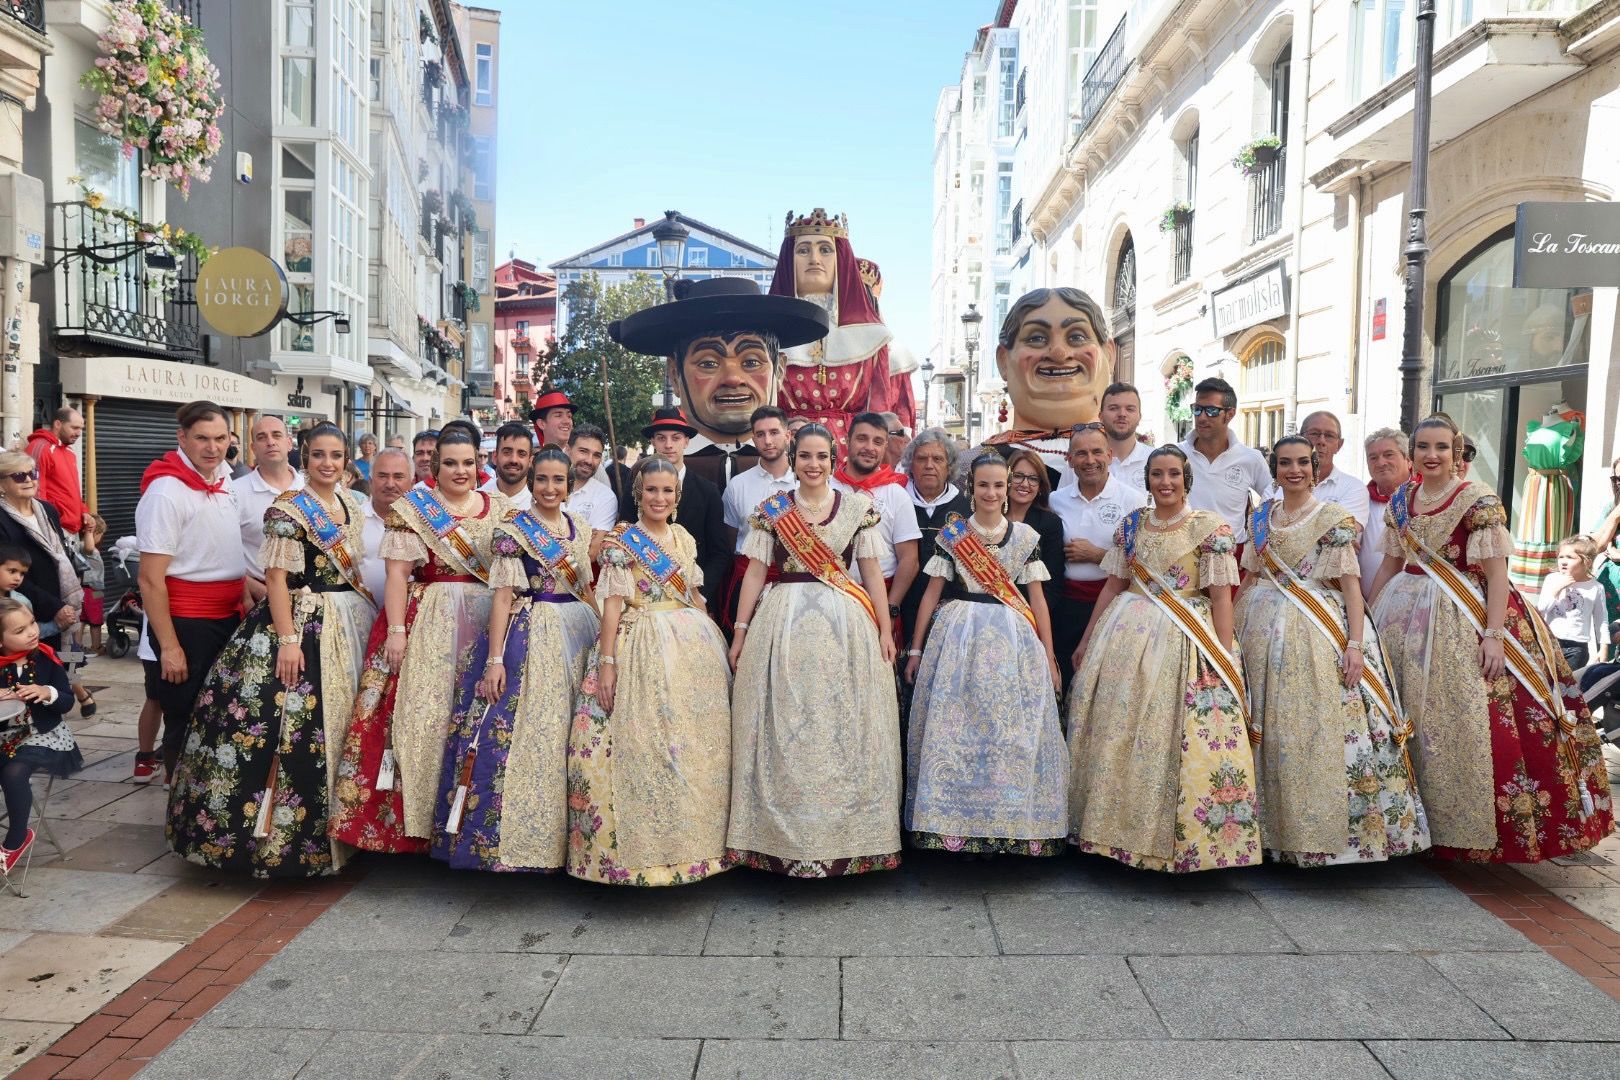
[650,210,690,407]
[1398,0,1438,435]
[919,356,935,428]
[961,303,983,444]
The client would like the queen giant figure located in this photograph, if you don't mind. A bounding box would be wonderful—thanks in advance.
[770,209,894,445]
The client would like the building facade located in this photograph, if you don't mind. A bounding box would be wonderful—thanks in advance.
[453,2,498,427]
[492,257,555,419]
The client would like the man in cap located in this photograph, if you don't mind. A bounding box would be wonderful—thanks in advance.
[530,389,575,449]
[612,277,829,498]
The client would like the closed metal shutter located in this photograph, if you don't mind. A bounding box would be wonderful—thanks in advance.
[91,399,180,546]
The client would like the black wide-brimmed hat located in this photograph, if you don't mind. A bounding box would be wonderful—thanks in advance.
[610,277,829,356]
[641,406,700,440]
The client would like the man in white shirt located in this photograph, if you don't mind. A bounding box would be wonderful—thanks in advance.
[1264,410,1371,529]
[237,414,304,604]
[1048,423,1147,689]
[832,411,920,647]
[1361,426,1411,594]
[1100,381,1152,493]
[136,400,247,776]
[721,407,798,625]
[360,448,412,602]
[1178,377,1270,547]
[410,430,436,485]
[479,421,535,512]
[562,423,619,533]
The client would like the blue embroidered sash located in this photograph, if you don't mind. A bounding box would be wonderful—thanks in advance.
[401,488,488,581]
[285,490,373,605]
[505,511,593,609]
[609,524,695,609]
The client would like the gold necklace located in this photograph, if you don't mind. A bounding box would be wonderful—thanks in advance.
[638,518,676,546]
[1148,505,1190,529]
[1271,498,1318,528]
[796,488,834,517]
[441,490,480,517]
[969,514,1007,540]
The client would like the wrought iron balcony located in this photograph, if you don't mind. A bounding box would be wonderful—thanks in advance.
[1172,211,1194,284]
[50,202,202,360]
[1248,146,1286,243]
[3,0,45,33]
[1075,15,1128,140]
[167,0,201,29]
[511,331,532,350]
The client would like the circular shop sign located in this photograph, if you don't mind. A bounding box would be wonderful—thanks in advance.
[196,247,289,338]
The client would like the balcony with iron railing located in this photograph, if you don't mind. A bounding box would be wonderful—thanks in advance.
[1073,15,1128,140]
[1248,146,1285,244]
[512,331,532,350]
[2,0,44,33]
[1172,211,1194,284]
[50,202,202,361]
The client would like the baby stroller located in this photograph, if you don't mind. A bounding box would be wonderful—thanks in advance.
[1581,661,1620,745]
[103,537,144,660]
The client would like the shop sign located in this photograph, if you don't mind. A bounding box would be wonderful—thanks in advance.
[1513,202,1620,288]
[58,354,282,411]
[1371,298,1387,341]
[196,247,289,337]
[1210,261,1288,338]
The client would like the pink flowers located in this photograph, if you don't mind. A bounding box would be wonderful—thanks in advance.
[79,0,225,197]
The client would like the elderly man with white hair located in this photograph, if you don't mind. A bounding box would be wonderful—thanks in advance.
[881,411,912,471]
[1360,425,1411,594]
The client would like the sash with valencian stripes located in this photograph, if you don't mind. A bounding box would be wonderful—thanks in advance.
[1249,499,1407,750]
[935,513,1037,632]
[1389,482,1590,788]
[399,488,489,582]
[1121,508,1253,740]
[504,511,596,612]
[286,490,375,606]
[759,492,879,628]
[608,523,697,609]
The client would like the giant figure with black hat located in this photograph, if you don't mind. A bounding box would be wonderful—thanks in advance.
[610,277,828,496]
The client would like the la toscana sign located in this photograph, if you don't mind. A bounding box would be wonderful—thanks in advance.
[1513,202,1620,289]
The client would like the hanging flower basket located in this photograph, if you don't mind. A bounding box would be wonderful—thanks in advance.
[79,0,224,198]
[69,177,212,268]
[1231,135,1282,176]
[1164,356,1195,425]
[1158,201,1193,233]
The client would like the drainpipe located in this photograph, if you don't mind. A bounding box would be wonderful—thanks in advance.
[1345,173,1366,422]
[1283,0,1316,433]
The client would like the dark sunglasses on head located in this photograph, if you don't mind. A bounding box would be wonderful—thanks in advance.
[1071,422,1105,434]
[1191,405,1228,418]
[5,470,38,483]
[888,429,905,438]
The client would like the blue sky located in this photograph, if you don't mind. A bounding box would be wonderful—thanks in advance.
[480,0,991,356]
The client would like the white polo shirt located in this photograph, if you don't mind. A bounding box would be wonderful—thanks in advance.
[1108,439,1153,494]
[1048,476,1149,582]
[480,476,532,513]
[832,478,921,579]
[565,476,619,533]
[1179,435,1270,541]
[360,498,392,602]
[236,467,304,581]
[722,463,799,553]
[1361,487,1396,590]
[137,455,246,584]
[1263,465,1372,530]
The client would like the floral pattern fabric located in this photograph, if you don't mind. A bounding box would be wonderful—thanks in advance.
[1372,481,1613,862]
[432,514,598,872]
[907,520,1067,854]
[169,493,375,878]
[566,525,733,886]
[1067,512,1261,872]
[1235,502,1430,866]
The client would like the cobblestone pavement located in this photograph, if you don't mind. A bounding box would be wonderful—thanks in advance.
[7,656,1620,1079]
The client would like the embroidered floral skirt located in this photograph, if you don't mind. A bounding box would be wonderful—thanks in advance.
[1066,592,1262,873]
[1236,580,1430,866]
[566,605,732,886]
[432,594,597,871]
[168,588,373,878]
[905,598,1067,856]
[1374,574,1613,861]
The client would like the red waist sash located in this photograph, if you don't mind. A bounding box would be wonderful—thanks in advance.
[1063,579,1105,603]
[420,565,481,585]
[166,577,243,620]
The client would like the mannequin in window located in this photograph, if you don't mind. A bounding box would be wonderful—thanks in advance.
[1510,402,1583,597]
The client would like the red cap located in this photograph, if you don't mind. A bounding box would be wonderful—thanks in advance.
[528,390,575,421]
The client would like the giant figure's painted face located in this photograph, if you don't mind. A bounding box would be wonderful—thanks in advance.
[678,331,780,440]
[792,236,838,297]
[995,295,1115,431]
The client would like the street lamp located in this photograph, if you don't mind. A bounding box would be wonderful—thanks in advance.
[650,210,690,407]
[1398,0,1438,435]
[919,356,934,428]
[961,303,983,443]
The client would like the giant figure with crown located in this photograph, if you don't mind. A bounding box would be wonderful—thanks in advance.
[770,209,895,444]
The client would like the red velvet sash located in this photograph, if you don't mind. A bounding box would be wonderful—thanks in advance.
[167,577,243,619]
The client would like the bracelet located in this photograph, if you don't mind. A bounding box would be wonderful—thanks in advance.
[1482,627,1507,641]
[906,649,922,657]
[277,633,300,647]
[388,625,407,636]
[1344,640,1362,652]
[485,659,504,668]
[734,621,749,631]
[600,655,617,665]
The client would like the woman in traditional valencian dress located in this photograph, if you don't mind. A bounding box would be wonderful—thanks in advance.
[433,448,598,872]
[1067,445,1260,872]
[727,422,902,877]
[1367,414,1612,862]
[168,424,375,878]
[903,452,1067,856]
[1234,436,1428,866]
[330,426,507,854]
[567,457,732,886]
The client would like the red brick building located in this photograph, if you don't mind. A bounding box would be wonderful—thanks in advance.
[493,258,556,418]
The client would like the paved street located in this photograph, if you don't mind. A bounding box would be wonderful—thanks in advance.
[8,655,1620,1078]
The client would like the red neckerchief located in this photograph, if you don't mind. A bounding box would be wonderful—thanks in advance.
[1367,479,1391,505]
[0,642,59,668]
[140,451,226,497]
[834,463,904,492]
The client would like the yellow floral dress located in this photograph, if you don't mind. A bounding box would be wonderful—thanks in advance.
[1067,508,1260,872]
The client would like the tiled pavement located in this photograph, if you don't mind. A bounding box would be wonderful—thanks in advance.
[8,656,1620,1079]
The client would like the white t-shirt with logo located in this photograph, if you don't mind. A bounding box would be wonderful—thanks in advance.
[1048,476,1149,582]
[1179,435,1270,541]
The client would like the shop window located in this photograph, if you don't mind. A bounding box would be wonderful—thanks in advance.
[1112,234,1136,385]
[1239,334,1286,450]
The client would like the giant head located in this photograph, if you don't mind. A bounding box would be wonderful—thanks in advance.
[995,287,1116,432]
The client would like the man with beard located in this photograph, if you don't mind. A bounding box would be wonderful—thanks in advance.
[562,422,619,534]
[832,411,919,650]
[720,406,798,627]
[479,421,536,511]
[1099,382,1152,492]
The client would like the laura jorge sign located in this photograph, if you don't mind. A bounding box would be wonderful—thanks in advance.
[1210,260,1288,338]
[1513,202,1620,289]
[196,247,289,337]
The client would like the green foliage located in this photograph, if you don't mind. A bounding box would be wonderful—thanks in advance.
[540,272,668,442]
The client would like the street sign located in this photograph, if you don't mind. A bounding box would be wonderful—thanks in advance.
[1513,202,1620,288]
[1371,297,1386,341]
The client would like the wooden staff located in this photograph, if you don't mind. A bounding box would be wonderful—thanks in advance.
[599,353,622,504]
[446,610,519,838]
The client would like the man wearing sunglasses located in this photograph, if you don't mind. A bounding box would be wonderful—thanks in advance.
[1177,377,1269,548]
